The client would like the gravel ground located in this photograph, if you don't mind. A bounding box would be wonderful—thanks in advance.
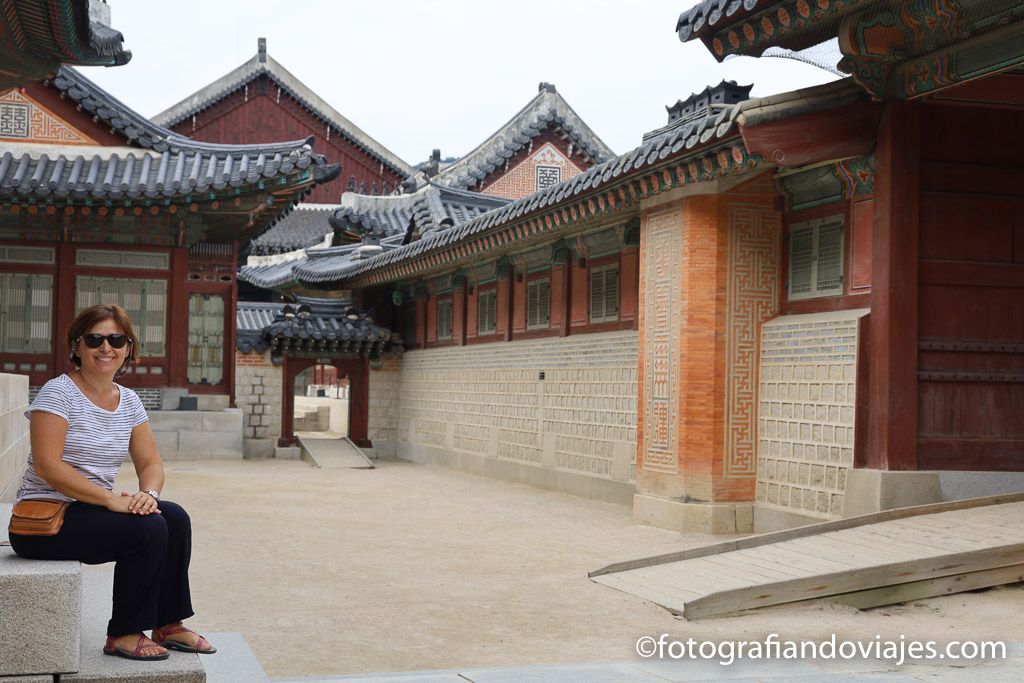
[108,459,1024,678]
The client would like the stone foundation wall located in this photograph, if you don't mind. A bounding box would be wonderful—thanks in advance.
[756,310,868,521]
[396,330,638,504]
[235,351,283,458]
[368,357,400,457]
[0,373,30,501]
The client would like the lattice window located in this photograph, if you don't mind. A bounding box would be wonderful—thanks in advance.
[536,165,561,191]
[0,273,52,353]
[188,294,224,385]
[589,264,619,323]
[477,289,497,335]
[76,249,170,270]
[0,246,55,264]
[526,279,550,330]
[436,298,453,340]
[75,277,167,356]
[789,216,844,300]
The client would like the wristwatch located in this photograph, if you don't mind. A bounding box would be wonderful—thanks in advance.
[146,490,160,501]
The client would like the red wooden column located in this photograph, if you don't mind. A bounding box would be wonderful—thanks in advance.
[569,254,589,330]
[414,288,427,349]
[452,275,467,346]
[167,246,189,388]
[867,101,920,471]
[550,246,571,337]
[620,246,640,329]
[226,241,239,407]
[425,293,438,345]
[52,242,76,374]
[511,269,527,337]
[496,263,512,342]
[465,283,478,342]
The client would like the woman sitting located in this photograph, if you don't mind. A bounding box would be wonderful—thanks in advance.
[8,304,216,661]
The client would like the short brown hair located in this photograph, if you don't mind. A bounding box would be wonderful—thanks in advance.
[66,304,139,376]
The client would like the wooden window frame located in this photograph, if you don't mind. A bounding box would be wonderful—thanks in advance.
[436,297,453,340]
[477,287,497,336]
[589,262,620,324]
[526,277,550,331]
[788,215,845,301]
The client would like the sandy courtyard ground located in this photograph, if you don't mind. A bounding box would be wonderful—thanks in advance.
[108,458,1024,678]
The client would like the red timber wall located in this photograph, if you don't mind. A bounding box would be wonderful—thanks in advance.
[168,74,405,204]
[913,101,1024,471]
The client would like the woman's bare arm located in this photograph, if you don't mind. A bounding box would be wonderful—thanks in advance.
[127,421,165,512]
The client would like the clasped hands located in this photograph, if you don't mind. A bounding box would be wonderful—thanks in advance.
[106,490,161,515]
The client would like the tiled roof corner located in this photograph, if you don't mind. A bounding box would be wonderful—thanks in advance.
[427,85,615,192]
[236,297,393,354]
[152,48,412,177]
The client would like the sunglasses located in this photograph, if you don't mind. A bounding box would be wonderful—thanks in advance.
[79,333,132,349]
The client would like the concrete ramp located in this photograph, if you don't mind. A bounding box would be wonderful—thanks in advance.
[297,433,374,469]
[591,493,1024,620]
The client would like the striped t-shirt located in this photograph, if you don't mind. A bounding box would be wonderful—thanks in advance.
[16,373,149,503]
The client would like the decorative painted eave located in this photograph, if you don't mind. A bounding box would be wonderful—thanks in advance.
[0,0,131,89]
[426,83,616,191]
[296,111,759,290]
[676,0,1024,100]
[236,298,393,357]
[152,40,412,178]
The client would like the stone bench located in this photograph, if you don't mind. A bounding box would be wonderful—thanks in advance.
[0,503,81,678]
[1,504,268,682]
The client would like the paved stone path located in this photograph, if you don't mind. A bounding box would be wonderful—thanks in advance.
[114,459,1024,679]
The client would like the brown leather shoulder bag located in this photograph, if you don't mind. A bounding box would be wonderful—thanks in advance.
[8,499,70,536]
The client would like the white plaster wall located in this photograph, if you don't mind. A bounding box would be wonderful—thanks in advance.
[0,373,30,502]
[396,331,638,503]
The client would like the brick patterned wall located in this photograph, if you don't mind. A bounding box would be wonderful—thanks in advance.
[397,331,638,484]
[134,388,163,411]
[481,142,583,200]
[368,357,400,457]
[235,351,283,457]
[756,310,867,519]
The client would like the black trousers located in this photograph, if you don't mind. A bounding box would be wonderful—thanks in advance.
[10,500,195,637]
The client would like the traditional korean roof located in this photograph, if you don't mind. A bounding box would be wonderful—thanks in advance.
[153,40,412,178]
[424,83,615,192]
[643,81,753,143]
[0,0,131,89]
[236,296,393,356]
[0,67,339,245]
[238,183,509,288]
[292,86,754,289]
[248,204,336,256]
[676,0,1024,100]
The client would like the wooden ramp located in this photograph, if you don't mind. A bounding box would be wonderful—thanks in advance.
[591,493,1024,620]
[296,432,374,469]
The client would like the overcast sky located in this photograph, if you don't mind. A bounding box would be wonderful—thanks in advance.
[81,1,839,165]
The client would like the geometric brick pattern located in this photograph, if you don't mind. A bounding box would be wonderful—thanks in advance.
[756,311,866,519]
[397,330,638,481]
[642,209,683,474]
[482,143,583,200]
[0,89,95,145]
[724,205,780,478]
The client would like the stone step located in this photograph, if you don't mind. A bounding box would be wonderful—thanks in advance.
[199,632,268,683]
[65,565,205,683]
[0,504,81,678]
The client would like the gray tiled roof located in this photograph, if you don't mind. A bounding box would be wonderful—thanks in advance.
[425,83,615,192]
[152,44,412,178]
[239,183,509,288]
[236,297,392,354]
[248,204,336,255]
[0,0,131,89]
[643,81,752,142]
[676,0,770,43]
[292,94,748,286]
[0,67,339,202]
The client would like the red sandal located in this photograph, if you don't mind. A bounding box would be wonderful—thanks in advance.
[103,634,169,661]
[152,623,217,654]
